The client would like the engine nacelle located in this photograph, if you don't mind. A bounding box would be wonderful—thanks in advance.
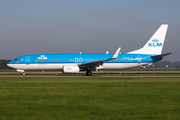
[62,65,80,73]
[17,69,25,72]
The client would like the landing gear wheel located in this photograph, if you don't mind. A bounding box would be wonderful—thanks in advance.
[23,72,26,76]
[86,71,92,76]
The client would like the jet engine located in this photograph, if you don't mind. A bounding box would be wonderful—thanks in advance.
[62,65,80,73]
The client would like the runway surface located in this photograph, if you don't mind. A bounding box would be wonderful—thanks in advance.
[1,75,180,77]
[1,71,180,75]
[1,70,180,77]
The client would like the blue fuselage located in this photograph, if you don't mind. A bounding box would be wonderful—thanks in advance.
[8,53,162,65]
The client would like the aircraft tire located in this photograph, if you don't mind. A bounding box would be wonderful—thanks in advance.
[86,71,92,76]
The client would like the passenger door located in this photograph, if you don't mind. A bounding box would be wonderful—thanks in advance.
[25,56,30,64]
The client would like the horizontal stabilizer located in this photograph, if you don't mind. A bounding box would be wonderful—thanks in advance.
[151,52,173,58]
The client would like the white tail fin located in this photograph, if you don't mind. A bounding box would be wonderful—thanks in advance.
[128,24,168,55]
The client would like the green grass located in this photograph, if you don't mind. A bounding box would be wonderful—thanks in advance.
[0,77,180,120]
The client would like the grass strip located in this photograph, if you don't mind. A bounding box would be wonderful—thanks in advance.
[0,77,180,120]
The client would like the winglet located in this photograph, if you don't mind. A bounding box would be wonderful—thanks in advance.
[79,47,121,68]
[111,47,121,59]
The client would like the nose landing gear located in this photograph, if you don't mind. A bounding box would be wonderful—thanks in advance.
[23,72,26,76]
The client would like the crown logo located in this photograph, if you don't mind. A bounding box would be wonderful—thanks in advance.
[152,39,159,42]
[38,55,47,59]
[67,67,72,70]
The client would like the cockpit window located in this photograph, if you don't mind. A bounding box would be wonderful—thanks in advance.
[14,59,20,61]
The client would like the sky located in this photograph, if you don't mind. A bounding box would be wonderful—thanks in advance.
[0,0,180,61]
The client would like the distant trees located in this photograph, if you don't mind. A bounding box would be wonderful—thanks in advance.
[0,59,13,69]
[147,60,180,68]
[173,61,180,68]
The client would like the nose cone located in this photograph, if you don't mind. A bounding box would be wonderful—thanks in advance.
[7,63,11,67]
[7,62,13,68]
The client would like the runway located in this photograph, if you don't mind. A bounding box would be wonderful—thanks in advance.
[1,75,180,77]
[1,70,180,77]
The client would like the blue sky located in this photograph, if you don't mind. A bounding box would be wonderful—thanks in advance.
[0,0,180,61]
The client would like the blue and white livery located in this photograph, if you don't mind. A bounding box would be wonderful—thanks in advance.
[7,24,172,76]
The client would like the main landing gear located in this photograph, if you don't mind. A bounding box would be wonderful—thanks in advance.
[86,71,92,76]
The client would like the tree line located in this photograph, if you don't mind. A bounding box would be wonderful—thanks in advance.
[148,60,180,68]
[0,59,13,69]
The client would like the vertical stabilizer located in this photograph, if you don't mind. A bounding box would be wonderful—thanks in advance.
[128,24,168,55]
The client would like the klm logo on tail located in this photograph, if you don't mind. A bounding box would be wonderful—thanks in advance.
[148,39,162,47]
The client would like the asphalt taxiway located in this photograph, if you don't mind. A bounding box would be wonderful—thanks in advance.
[0,75,180,77]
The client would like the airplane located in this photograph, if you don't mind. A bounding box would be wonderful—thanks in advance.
[7,24,172,76]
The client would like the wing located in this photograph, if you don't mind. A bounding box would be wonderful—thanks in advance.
[79,47,121,69]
